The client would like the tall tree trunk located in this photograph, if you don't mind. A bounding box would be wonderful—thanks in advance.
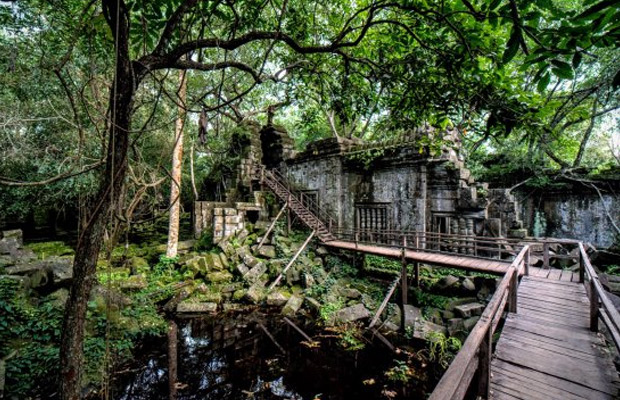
[573,101,598,168]
[166,70,187,258]
[60,1,134,398]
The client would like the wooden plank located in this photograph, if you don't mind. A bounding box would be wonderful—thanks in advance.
[560,269,574,282]
[547,268,563,280]
[499,331,604,363]
[499,329,601,358]
[494,343,615,394]
[492,359,612,400]
[492,373,587,400]
[504,314,594,343]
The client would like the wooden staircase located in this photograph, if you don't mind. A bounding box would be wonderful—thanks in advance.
[257,166,336,242]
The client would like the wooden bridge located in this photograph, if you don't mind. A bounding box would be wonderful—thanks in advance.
[257,166,620,400]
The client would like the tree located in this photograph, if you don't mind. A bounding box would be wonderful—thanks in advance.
[166,69,187,258]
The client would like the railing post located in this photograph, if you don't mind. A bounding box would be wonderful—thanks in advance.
[543,242,550,269]
[477,327,492,399]
[590,278,599,332]
[524,247,530,276]
[413,261,420,288]
[509,269,518,313]
[579,245,585,283]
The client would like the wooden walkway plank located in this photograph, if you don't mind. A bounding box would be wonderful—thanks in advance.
[491,278,619,400]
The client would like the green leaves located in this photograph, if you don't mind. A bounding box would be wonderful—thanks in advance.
[502,28,521,64]
[550,59,574,80]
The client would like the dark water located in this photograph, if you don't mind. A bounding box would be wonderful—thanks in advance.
[112,312,430,400]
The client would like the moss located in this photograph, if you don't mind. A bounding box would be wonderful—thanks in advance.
[25,241,74,259]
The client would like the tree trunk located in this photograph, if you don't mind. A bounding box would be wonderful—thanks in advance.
[166,70,187,258]
[59,1,135,396]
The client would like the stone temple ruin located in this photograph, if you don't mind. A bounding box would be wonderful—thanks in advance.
[194,123,526,242]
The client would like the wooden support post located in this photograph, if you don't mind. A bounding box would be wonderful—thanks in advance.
[477,327,492,399]
[590,278,598,332]
[509,270,518,313]
[543,242,550,269]
[413,261,420,288]
[257,201,288,250]
[258,323,286,354]
[400,248,408,332]
[579,247,585,283]
[368,276,400,329]
[286,193,291,235]
[524,247,530,276]
[269,230,316,290]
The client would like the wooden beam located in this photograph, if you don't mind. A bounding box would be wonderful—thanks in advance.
[258,323,286,354]
[269,230,316,290]
[282,317,313,342]
[256,201,288,250]
[368,276,400,329]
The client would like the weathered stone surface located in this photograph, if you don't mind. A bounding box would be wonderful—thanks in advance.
[129,257,149,272]
[177,301,218,313]
[403,304,422,328]
[413,320,448,339]
[436,275,459,290]
[206,253,224,271]
[185,256,208,275]
[302,272,315,288]
[333,303,371,324]
[0,255,14,268]
[339,287,362,299]
[245,282,266,304]
[305,297,321,312]
[235,263,249,276]
[447,318,464,336]
[120,274,147,290]
[282,295,304,317]
[266,290,289,306]
[316,246,329,256]
[218,240,235,257]
[2,229,23,246]
[463,316,480,330]
[243,262,266,283]
[454,302,484,317]
[257,245,276,259]
[206,271,233,283]
[461,278,476,291]
[243,253,261,268]
[446,297,478,311]
[177,240,195,252]
[5,263,46,275]
[219,253,229,268]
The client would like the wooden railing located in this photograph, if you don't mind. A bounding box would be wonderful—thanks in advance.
[580,243,620,347]
[428,245,530,400]
[260,166,337,233]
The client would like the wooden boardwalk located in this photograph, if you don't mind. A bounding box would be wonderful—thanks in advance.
[325,240,510,274]
[491,275,619,399]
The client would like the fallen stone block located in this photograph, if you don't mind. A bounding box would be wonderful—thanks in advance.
[206,271,233,283]
[333,303,371,324]
[454,302,485,318]
[177,301,217,313]
[257,245,276,259]
[282,295,304,317]
[266,290,289,307]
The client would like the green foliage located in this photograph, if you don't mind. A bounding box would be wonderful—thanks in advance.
[345,148,385,170]
[385,360,414,383]
[25,241,74,259]
[426,331,462,369]
[411,288,453,310]
[194,230,214,252]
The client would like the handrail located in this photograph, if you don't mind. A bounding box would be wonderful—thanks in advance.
[267,167,336,228]
[260,166,337,234]
[579,243,620,348]
[429,245,530,400]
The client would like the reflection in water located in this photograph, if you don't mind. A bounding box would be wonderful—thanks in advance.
[114,312,425,400]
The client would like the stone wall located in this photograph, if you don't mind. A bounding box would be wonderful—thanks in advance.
[286,153,344,227]
[519,191,619,248]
